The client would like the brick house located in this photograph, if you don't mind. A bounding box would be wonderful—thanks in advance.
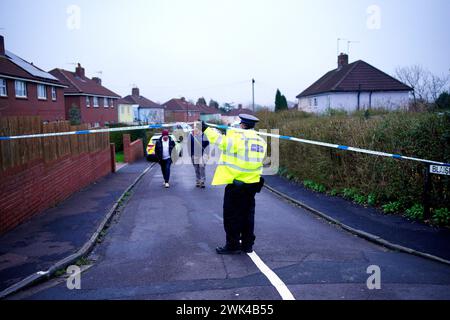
[163,97,201,123]
[49,64,121,127]
[0,35,66,121]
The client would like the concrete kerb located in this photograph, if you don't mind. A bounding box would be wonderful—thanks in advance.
[0,163,156,300]
[263,183,450,267]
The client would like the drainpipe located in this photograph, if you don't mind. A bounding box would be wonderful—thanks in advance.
[357,84,362,111]
[369,91,373,109]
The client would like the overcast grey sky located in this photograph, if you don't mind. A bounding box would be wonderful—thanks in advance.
[1,0,449,107]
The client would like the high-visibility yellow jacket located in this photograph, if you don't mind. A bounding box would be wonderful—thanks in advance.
[204,127,267,185]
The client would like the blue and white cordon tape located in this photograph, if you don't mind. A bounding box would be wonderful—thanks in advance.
[0,120,448,167]
[0,122,196,141]
[204,122,450,167]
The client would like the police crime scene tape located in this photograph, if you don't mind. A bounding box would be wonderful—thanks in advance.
[0,122,197,141]
[0,120,448,167]
[204,122,450,167]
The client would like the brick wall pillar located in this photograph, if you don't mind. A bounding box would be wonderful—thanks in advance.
[110,143,116,173]
[123,134,131,163]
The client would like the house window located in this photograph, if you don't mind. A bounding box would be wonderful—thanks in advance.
[104,97,108,108]
[94,122,100,128]
[93,96,99,107]
[109,98,114,108]
[86,96,90,107]
[37,84,47,100]
[0,79,7,97]
[51,87,57,101]
[15,80,27,98]
[314,98,318,106]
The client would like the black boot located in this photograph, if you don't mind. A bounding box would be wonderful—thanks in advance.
[215,245,241,255]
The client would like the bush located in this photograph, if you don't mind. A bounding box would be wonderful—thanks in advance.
[432,208,450,226]
[382,201,403,214]
[303,180,326,193]
[367,193,377,207]
[405,204,424,221]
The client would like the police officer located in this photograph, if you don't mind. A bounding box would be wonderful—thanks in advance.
[203,114,267,254]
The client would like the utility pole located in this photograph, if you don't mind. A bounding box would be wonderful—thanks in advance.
[252,78,255,112]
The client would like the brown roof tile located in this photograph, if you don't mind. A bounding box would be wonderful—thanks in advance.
[118,95,162,108]
[163,98,201,112]
[49,68,121,98]
[296,60,412,98]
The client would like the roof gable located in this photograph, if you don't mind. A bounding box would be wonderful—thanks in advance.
[297,60,412,98]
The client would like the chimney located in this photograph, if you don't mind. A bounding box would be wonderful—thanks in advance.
[0,35,5,56]
[238,104,242,109]
[92,77,102,85]
[180,97,186,102]
[338,53,348,68]
[75,63,85,78]
[132,87,140,97]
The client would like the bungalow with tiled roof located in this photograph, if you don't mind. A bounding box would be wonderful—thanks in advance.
[117,87,164,125]
[296,53,412,113]
[0,35,67,122]
[162,97,201,123]
[49,64,121,127]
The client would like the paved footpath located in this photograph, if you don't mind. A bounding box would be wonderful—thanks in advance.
[10,159,450,300]
[0,160,150,292]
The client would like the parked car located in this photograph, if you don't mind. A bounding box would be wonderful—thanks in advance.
[146,134,183,162]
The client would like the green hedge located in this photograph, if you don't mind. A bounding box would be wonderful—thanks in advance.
[256,110,450,225]
[108,123,158,152]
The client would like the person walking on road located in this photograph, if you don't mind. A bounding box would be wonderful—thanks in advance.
[155,129,175,188]
[202,115,266,254]
[188,126,210,188]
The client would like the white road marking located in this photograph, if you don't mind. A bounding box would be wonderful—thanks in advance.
[247,251,296,300]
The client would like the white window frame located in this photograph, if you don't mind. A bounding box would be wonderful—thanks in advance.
[0,78,7,97]
[314,97,318,107]
[51,86,57,101]
[104,97,108,108]
[109,98,113,108]
[15,80,27,98]
[86,96,90,107]
[93,96,99,107]
[37,84,47,100]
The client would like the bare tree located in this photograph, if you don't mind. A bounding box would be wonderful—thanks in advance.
[395,65,430,103]
[428,73,450,104]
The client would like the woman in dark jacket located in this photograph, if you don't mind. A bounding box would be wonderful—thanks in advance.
[155,130,176,188]
[188,127,210,188]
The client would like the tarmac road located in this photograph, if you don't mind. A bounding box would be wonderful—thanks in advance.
[11,157,450,300]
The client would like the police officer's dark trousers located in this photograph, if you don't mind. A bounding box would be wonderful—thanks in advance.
[223,182,257,250]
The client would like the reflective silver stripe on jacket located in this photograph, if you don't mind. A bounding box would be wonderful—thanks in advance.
[217,161,262,173]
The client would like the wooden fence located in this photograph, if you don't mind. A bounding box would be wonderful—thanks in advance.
[0,116,110,173]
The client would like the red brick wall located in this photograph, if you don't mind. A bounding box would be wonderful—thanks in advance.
[123,134,144,164]
[0,79,66,121]
[0,148,112,234]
